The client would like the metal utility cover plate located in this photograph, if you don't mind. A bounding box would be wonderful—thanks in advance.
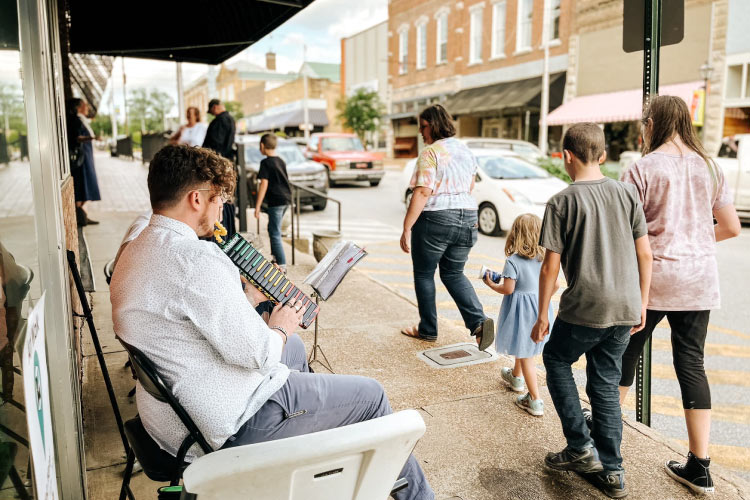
[418,343,499,369]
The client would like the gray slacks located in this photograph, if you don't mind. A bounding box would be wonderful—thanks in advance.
[221,334,434,500]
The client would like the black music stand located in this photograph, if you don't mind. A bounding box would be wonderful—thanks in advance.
[307,293,332,373]
[67,251,130,456]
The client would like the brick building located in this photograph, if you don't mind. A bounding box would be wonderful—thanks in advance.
[388,0,572,157]
[548,0,727,156]
[239,62,344,136]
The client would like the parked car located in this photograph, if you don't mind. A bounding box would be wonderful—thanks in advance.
[305,132,385,187]
[615,138,750,221]
[400,149,568,235]
[236,135,329,211]
[458,137,547,163]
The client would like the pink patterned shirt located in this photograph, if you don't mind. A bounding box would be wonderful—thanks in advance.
[621,151,732,311]
[411,137,478,211]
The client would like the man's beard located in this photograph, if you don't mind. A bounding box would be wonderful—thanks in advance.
[197,213,214,238]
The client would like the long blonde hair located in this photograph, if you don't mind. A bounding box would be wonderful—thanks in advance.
[505,214,544,261]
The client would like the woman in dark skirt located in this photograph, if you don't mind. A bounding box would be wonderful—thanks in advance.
[67,98,101,226]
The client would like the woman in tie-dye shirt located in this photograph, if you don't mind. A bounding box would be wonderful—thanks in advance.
[400,105,493,351]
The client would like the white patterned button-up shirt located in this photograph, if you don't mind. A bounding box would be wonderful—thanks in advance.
[111,214,288,458]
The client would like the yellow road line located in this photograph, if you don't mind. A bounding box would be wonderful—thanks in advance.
[621,393,750,426]
[675,441,750,472]
[652,338,750,359]
[573,359,750,387]
[657,320,750,341]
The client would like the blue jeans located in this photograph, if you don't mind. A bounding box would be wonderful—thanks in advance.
[266,205,288,266]
[543,318,631,471]
[222,334,434,500]
[410,209,485,339]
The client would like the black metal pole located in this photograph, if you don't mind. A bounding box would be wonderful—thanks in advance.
[67,251,130,453]
[236,143,248,232]
[636,0,661,428]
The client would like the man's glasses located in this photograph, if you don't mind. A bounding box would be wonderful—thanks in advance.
[197,188,229,203]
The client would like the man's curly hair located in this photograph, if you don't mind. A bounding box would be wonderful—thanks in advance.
[148,145,236,211]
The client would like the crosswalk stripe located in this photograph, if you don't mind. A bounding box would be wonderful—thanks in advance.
[675,441,750,472]
[573,359,750,387]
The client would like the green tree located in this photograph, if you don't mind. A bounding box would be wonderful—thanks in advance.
[128,88,150,133]
[336,89,384,144]
[0,83,25,136]
[149,89,174,131]
[91,114,112,137]
[224,101,244,122]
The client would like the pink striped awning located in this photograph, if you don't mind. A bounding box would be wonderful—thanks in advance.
[547,81,702,125]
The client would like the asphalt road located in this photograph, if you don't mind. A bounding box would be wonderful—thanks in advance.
[296,168,750,480]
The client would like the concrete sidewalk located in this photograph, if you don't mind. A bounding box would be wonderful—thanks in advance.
[80,210,750,500]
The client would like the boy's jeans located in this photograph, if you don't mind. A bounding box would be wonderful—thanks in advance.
[267,205,288,266]
[543,318,631,471]
[410,209,486,339]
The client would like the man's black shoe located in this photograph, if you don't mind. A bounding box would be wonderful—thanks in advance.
[545,446,604,473]
[665,452,714,494]
[582,470,628,498]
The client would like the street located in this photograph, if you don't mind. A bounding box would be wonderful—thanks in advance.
[298,168,750,480]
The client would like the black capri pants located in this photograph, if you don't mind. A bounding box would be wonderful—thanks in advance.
[620,310,711,410]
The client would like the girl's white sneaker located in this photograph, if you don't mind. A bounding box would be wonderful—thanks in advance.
[501,367,525,392]
[516,392,544,416]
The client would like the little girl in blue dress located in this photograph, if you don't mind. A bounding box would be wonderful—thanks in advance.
[482,214,556,416]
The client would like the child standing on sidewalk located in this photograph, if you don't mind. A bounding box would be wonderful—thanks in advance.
[482,214,555,417]
[254,133,292,272]
[532,123,652,499]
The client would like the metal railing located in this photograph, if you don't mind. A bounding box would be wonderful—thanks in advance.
[288,181,341,265]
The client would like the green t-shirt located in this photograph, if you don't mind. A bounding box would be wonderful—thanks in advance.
[539,178,648,328]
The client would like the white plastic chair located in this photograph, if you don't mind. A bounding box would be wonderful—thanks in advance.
[180,410,426,500]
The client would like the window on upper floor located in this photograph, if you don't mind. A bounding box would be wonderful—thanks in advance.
[416,22,427,70]
[470,5,484,64]
[547,0,561,43]
[491,1,506,58]
[517,0,533,52]
[399,29,409,75]
[436,12,448,64]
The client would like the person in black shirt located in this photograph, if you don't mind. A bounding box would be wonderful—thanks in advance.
[203,98,237,237]
[255,134,292,270]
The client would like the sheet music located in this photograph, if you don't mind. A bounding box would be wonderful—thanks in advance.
[304,240,367,300]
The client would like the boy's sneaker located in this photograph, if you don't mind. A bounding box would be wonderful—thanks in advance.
[665,452,714,494]
[545,446,604,473]
[500,367,525,392]
[515,393,544,416]
[582,407,593,429]
[583,470,628,498]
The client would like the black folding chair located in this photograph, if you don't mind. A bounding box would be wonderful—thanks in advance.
[117,339,213,500]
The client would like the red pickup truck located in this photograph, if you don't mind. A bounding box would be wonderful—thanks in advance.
[305,133,385,187]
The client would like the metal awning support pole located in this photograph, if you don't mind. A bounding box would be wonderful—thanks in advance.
[636,0,661,428]
[290,187,296,265]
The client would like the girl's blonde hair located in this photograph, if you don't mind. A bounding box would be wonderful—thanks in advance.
[505,214,544,260]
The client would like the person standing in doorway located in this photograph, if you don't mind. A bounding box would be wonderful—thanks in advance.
[399,104,494,350]
[203,98,237,237]
[618,95,741,495]
[67,98,101,226]
[254,133,292,272]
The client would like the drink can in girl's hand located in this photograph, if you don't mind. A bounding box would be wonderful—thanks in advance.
[479,265,502,283]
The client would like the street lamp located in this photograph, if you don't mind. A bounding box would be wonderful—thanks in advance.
[700,61,714,141]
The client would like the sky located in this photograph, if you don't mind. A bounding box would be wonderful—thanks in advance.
[0,0,387,120]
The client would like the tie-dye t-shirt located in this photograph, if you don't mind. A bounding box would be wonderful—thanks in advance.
[411,137,478,211]
[621,151,733,311]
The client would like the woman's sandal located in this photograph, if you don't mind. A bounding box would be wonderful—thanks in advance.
[400,326,436,342]
[473,318,495,352]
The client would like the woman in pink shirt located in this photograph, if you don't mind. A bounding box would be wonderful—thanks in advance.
[619,95,741,495]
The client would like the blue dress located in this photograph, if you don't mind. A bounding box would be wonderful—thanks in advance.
[494,254,554,358]
[70,115,101,203]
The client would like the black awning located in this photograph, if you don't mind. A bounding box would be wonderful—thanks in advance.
[66,0,314,64]
[444,73,566,116]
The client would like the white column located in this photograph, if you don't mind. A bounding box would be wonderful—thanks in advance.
[303,45,310,140]
[109,77,118,139]
[539,0,550,155]
[176,62,185,125]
